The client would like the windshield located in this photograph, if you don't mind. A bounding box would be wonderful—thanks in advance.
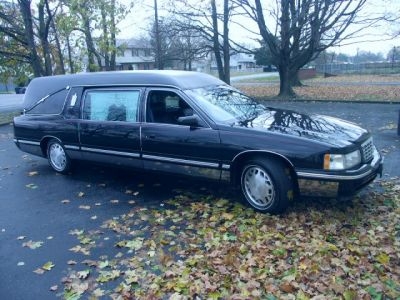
[186,86,265,124]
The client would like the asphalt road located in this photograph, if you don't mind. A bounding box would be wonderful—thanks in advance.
[0,101,399,299]
[0,94,24,112]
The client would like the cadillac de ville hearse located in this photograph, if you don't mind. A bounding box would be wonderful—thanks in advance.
[13,71,383,213]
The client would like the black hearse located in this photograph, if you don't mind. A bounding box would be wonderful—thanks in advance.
[13,71,383,213]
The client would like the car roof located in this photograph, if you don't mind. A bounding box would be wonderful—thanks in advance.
[23,70,227,110]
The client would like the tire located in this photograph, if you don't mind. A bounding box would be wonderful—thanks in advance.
[47,139,71,174]
[240,158,294,214]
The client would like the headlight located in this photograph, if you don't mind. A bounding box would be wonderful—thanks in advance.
[324,150,361,170]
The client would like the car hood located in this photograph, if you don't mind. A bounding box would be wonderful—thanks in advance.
[234,107,368,147]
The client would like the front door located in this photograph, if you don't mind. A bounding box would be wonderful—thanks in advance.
[141,89,222,180]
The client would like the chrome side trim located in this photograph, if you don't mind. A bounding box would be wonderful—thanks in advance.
[65,145,80,150]
[17,139,40,146]
[232,150,295,168]
[81,147,140,158]
[296,170,373,181]
[222,164,230,170]
[143,154,219,168]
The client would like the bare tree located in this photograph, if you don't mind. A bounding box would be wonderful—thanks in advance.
[170,0,239,84]
[237,0,373,97]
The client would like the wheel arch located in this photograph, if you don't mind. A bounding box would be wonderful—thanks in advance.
[40,136,63,158]
[231,150,299,194]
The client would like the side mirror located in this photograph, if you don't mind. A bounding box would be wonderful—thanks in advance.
[177,115,199,127]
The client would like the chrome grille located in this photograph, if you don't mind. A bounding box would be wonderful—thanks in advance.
[361,138,374,162]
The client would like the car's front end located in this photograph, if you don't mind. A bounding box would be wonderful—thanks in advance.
[187,84,383,200]
[296,136,383,198]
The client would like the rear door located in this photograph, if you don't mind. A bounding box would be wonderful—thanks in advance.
[79,87,143,169]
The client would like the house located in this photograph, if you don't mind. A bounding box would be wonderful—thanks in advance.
[116,38,155,70]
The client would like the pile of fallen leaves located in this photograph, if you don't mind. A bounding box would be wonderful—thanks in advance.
[235,74,400,102]
[61,178,400,299]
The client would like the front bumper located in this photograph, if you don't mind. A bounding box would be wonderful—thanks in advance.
[296,148,383,198]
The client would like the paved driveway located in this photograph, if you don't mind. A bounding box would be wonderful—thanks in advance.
[0,94,23,112]
[0,101,399,299]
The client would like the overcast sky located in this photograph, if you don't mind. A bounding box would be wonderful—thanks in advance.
[117,0,400,57]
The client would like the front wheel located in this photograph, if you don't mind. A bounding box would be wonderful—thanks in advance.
[47,139,71,174]
[240,158,294,213]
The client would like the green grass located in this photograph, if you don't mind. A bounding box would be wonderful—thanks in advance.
[236,75,280,83]
[0,111,20,125]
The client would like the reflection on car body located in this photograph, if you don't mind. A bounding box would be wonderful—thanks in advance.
[13,71,383,213]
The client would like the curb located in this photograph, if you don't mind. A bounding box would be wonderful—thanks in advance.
[255,97,400,105]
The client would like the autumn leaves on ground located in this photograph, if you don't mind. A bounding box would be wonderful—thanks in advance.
[60,179,400,299]
[236,74,400,102]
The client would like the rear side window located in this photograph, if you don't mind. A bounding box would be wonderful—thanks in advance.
[82,89,140,122]
[27,89,69,114]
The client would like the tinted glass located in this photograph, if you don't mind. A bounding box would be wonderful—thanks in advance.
[27,89,69,114]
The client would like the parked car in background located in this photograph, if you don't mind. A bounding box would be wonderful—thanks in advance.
[13,71,383,213]
[15,86,27,94]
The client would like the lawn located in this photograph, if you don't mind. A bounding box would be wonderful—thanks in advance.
[0,111,19,125]
[235,74,400,102]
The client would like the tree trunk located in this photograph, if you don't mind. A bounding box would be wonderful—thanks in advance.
[222,0,230,84]
[82,15,101,71]
[278,66,296,97]
[38,2,52,75]
[110,0,117,70]
[100,2,110,71]
[211,0,225,83]
[66,35,74,73]
[50,15,65,74]
[18,0,43,77]
[290,71,303,87]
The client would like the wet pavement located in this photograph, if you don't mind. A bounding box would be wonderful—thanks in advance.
[0,101,399,299]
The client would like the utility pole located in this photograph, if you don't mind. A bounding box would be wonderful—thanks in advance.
[154,0,162,69]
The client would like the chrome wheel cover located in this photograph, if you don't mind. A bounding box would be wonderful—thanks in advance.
[49,143,67,172]
[242,165,275,209]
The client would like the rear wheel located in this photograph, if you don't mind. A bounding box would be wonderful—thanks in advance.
[240,158,294,213]
[47,139,71,174]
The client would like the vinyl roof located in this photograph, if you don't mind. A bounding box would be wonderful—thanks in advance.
[23,70,226,109]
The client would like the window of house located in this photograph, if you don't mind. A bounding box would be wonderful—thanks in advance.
[83,89,140,122]
[131,49,139,56]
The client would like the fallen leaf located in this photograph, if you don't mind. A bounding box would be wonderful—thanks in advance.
[33,268,45,275]
[79,205,91,210]
[28,171,38,176]
[77,270,90,279]
[22,240,43,249]
[49,285,58,292]
[42,261,55,271]
[78,192,85,197]
[25,183,38,189]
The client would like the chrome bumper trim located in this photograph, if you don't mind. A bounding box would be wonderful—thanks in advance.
[297,149,382,181]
